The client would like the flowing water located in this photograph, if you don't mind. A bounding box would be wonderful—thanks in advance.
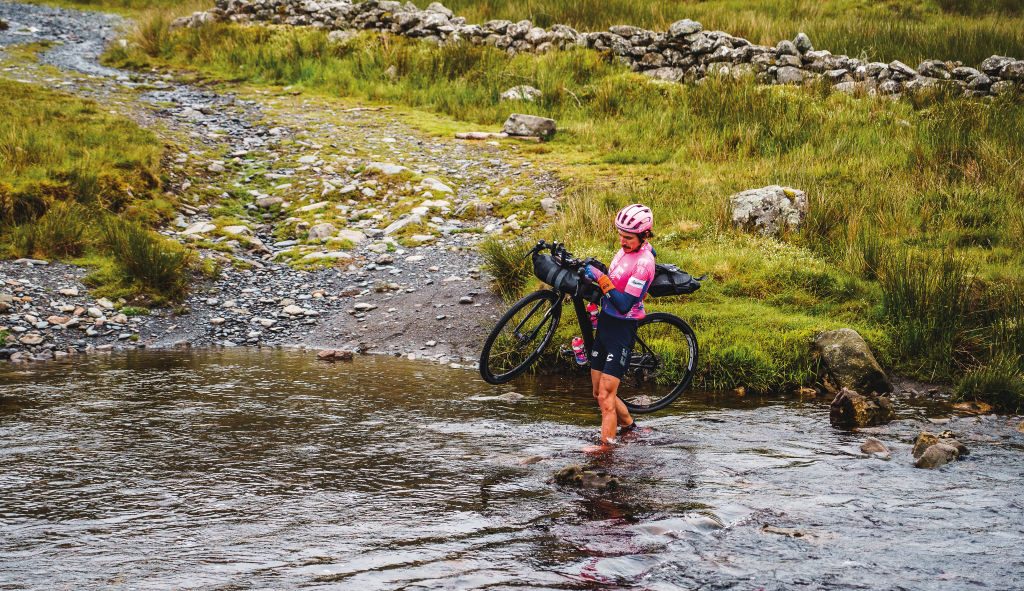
[1,350,1023,590]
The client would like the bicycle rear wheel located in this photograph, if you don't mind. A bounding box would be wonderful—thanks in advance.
[479,290,563,384]
[617,312,698,413]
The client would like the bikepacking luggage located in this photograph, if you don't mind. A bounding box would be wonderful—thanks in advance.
[532,254,603,302]
[648,264,702,298]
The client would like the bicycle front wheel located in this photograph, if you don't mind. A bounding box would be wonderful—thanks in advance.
[618,312,698,413]
[479,290,563,384]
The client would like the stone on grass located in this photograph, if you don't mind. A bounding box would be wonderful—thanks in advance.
[308,223,337,241]
[502,113,556,139]
[829,387,894,428]
[337,229,367,244]
[366,162,411,176]
[501,85,542,101]
[643,67,686,83]
[729,185,808,236]
[180,221,216,236]
[814,328,892,394]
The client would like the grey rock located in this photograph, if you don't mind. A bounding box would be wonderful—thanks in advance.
[308,223,337,241]
[793,32,813,53]
[980,55,1015,76]
[729,185,808,235]
[814,328,892,394]
[887,60,917,79]
[1001,60,1024,81]
[668,19,702,38]
[500,85,542,101]
[917,59,951,80]
[642,67,685,83]
[991,80,1017,95]
[502,113,556,139]
[776,40,798,57]
[776,66,805,85]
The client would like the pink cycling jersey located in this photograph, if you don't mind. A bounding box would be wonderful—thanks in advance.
[603,242,655,320]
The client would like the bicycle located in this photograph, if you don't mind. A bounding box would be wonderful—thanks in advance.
[479,240,700,413]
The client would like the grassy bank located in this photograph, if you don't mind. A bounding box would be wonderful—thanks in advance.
[0,80,193,303]
[107,16,1024,406]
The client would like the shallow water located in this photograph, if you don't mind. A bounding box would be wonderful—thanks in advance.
[1,350,1023,590]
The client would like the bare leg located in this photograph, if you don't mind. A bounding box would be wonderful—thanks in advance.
[592,369,633,432]
[597,374,625,443]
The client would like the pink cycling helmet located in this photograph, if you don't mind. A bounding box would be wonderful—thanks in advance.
[614,204,653,234]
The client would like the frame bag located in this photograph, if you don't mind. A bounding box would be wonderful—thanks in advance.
[648,263,702,298]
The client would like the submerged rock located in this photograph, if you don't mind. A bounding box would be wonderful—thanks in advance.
[814,328,892,394]
[829,387,894,428]
[915,443,959,469]
[860,437,890,456]
[912,431,969,469]
[552,465,621,490]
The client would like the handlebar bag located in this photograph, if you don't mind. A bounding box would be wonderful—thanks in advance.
[648,263,702,298]
[532,254,603,302]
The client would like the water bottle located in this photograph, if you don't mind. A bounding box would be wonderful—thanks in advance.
[587,303,599,328]
[571,336,587,366]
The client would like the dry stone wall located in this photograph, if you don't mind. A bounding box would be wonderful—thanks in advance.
[174,0,1024,99]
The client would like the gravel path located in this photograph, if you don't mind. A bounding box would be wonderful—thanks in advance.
[0,0,563,365]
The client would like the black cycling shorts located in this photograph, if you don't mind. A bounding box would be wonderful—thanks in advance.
[590,311,638,379]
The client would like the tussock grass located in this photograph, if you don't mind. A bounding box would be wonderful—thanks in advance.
[954,354,1024,413]
[106,15,1024,391]
[479,237,532,302]
[100,217,193,300]
[1,81,194,303]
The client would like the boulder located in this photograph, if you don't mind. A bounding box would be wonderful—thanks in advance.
[860,437,889,455]
[729,185,808,236]
[365,162,411,176]
[500,85,542,101]
[813,328,892,394]
[256,196,284,208]
[502,113,556,139]
[915,443,959,469]
[913,431,969,459]
[829,387,895,428]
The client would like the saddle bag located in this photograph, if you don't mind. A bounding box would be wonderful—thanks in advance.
[647,263,702,298]
[532,254,603,302]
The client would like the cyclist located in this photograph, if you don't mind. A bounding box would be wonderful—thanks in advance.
[582,204,656,449]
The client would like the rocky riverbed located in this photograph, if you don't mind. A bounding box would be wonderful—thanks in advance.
[0,0,564,364]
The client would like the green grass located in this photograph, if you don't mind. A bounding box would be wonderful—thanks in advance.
[103,18,1024,390]
[1,81,194,303]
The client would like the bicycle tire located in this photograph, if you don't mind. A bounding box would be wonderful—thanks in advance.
[479,290,563,384]
[617,312,698,414]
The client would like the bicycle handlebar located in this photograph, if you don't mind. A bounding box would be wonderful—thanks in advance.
[529,240,587,271]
